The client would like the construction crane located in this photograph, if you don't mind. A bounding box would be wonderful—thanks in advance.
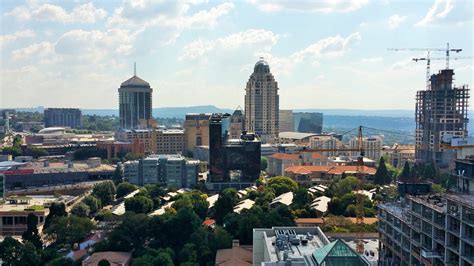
[412,56,472,89]
[354,126,365,254]
[388,43,462,89]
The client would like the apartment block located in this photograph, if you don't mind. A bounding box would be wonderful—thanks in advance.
[155,129,185,155]
[44,108,81,128]
[350,136,383,161]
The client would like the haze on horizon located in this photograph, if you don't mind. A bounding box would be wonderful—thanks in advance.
[1,0,473,111]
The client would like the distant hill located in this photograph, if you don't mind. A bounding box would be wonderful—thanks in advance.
[294,109,415,118]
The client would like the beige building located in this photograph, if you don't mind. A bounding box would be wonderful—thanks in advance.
[310,135,346,157]
[279,110,294,133]
[115,129,155,154]
[245,58,279,143]
[184,113,211,154]
[229,108,245,139]
[155,129,185,155]
[385,144,416,169]
[349,135,383,161]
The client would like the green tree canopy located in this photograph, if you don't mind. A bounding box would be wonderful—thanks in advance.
[213,188,239,224]
[71,203,91,218]
[92,181,116,206]
[267,176,298,196]
[374,157,391,185]
[0,237,41,265]
[116,182,137,198]
[83,195,102,214]
[291,187,311,209]
[260,157,268,171]
[45,215,95,247]
[125,196,154,214]
[44,202,67,229]
[399,161,411,180]
[22,213,43,249]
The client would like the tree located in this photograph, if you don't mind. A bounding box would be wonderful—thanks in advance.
[0,237,41,265]
[179,243,198,264]
[213,188,239,224]
[422,163,437,180]
[113,165,124,184]
[125,196,154,214]
[291,187,311,209]
[105,213,150,253]
[267,176,298,196]
[432,183,446,194]
[22,213,43,249]
[374,157,390,185]
[92,181,116,206]
[83,195,102,214]
[260,157,268,171]
[46,257,74,266]
[71,203,91,218]
[44,202,67,229]
[45,216,95,246]
[25,146,49,158]
[399,161,411,180]
[98,259,111,266]
[116,182,137,198]
[330,176,359,197]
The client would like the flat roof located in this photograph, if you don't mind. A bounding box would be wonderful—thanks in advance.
[279,132,319,140]
[0,195,74,212]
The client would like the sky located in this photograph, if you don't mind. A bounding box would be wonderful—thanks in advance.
[0,0,473,110]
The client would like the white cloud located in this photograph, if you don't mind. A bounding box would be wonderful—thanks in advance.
[415,0,454,27]
[180,29,279,60]
[0,30,35,48]
[361,57,383,63]
[388,14,407,29]
[248,0,369,13]
[11,42,55,60]
[292,32,361,62]
[5,2,107,23]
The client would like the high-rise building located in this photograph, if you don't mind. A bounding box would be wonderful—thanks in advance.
[44,108,82,128]
[244,58,279,143]
[209,113,261,191]
[118,68,153,129]
[279,110,294,133]
[293,112,323,134]
[115,129,154,154]
[229,107,245,139]
[155,129,185,155]
[184,113,211,154]
[416,69,469,168]
[350,136,383,161]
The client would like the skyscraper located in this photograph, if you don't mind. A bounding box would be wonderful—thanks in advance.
[44,108,82,128]
[279,110,294,132]
[415,69,469,168]
[118,66,153,129]
[245,58,279,143]
[229,107,245,139]
[293,112,323,134]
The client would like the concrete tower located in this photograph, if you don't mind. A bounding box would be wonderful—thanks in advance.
[244,58,279,143]
[118,64,153,129]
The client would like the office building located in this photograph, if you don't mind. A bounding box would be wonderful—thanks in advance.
[44,108,82,128]
[310,135,345,157]
[229,108,245,139]
[124,155,199,188]
[115,129,154,154]
[208,113,261,191]
[184,113,211,153]
[294,112,323,134]
[350,136,384,161]
[244,58,279,143]
[279,110,294,133]
[118,70,154,129]
[155,129,185,154]
[253,226,370,266]
[415,69,469,168]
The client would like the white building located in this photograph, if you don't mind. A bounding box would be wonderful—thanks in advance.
[349,136,384,161]
[310,135,345,157]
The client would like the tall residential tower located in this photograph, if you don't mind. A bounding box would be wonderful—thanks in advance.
[245,58,279,143]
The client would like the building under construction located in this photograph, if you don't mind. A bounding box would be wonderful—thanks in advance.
[415,69,469,168]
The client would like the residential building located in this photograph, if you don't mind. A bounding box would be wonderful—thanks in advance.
[44,108,82,128]
[229,108,245,139]
[279,110,294,133]
[378,182,474,266]
[310,135,346,157]
[284,165,377,185]
[350,136,384,161]
[208,113,261,191]
[96,140,144,160]
[215,240,252,266]
[124,155,199,188]
[115,129,154,154]
[253,226,370,266]
[244,58,279,143]
[155,129,185,154]
[118,69,154,129]
[184,113,211,153]
[266,152,330,177]
[416,69,469,168]
[293,112,323,134]
[385,144,416,169]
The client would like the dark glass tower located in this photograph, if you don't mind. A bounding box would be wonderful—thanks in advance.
[118,72,153,129]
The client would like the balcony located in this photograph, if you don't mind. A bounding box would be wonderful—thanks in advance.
[421,248,443,259]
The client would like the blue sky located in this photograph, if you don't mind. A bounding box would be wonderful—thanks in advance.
[0,0,472,110]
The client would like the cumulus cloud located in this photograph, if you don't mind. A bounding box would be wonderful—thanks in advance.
[248,0,369,13]
[180,29,279,60]
[292,32,361,62]
[12,42,55,60]
[361,57,383,63]
[0,30,35,48]
[5,2,107,23]
[388,14,407,29]
[415,0,456,26]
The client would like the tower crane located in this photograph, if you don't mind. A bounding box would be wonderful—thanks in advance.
[412,56,472,90]
[388,43,462,89]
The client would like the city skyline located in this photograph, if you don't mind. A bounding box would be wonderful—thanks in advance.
[1,0,473,110]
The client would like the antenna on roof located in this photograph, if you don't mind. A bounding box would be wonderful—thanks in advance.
[260,56,264,60]
[134,62,136,76]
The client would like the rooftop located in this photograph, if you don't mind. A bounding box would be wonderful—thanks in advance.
[82,251,132,266]
[120,75,150,87]
[271,191,293,206]
[0,195,74,212]
[215,245,253,266]
[279,132,319,140]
